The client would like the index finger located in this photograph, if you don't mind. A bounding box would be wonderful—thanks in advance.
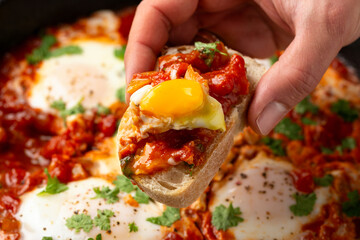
[125,0,198,87]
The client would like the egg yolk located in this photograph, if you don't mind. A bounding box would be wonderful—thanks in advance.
[140,79,204,117]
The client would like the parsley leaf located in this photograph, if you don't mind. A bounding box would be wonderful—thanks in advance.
[37,168,68,196]
[47,45,82,58]
[342,190,360,217]
[97,104,111,115]
[146,207,180,227]
[194,41,227,67]
[262,137,285,156]
[274,118,304,140]
[94,209,114,231]
[92,186,120,204]
[269,55,278,65]
[321,147,334,154]
[88,234,102,240]
[114,46,126,60]
[314,174,334,187]
[295,96,319,115]
[134,187,149,204]
[60,102,85,118]
[42,237,53,240]
[341,137,357,150]
[331,99,358,122]
[26,35,57,64]
[50,99,66,111]
[66,213,93,233]
[113,175,135,193]
[301,117,317,125]
[211,202,244,230]
[128,222,139,232]
[116,87,126,103]
[290,193,317,216]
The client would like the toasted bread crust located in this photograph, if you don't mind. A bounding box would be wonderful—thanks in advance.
[118,46,265,207]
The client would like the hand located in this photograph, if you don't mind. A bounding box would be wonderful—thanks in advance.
[125,0,360,135]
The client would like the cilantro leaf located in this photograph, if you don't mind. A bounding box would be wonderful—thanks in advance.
[50,99,66,111]
[314,174,334,187]
[341,137,357,150]
[321,147,334,154]
[301,117,317,125]
[26,35,57,64]
[146,207,180,227]
[60,102,85,118]
[290,193,317,216]
[262,137,285,156]
[274,118,304,140]
[42,237,53,240]
[97,104,111,115]
[295,96,319,115]
[47,45,82,58]
[88,234,102,240]
[342,190,360,217]
[134,187,149,204]
[114,46,126,60]
[269,55,278,65]
[92,186,119,204]
[211,202,244,230]
[66,214,93,233]
[128,222,139,232]
[331,99,358,122]
[194,41,227,67]
[116,87,126,103]
[113,175,135,193]
[37,168,68,196]
[94,209,114,231]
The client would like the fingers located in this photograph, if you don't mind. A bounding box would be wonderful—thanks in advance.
[248,32,342,135]
[125,0,198,86]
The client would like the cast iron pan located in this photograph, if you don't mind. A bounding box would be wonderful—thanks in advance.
[0,0,359,76]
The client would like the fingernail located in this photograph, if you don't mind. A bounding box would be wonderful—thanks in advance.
[256,101,289,135]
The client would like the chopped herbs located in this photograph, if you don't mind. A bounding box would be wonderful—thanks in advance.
[269,55,278,65]
[290,193,317,216]
[66,214,93,233]
[321,137,357,155]
[92,186,120,204]
[37,168,68,196]
[321,147,334,154]
[116,87,126,103]
[294,96,319,115]
[97,104,111,115]
[314,174,334,187]
[60,102,85,118]
[331,99,358,122]
[26,35,82,64]
[47,45,82,58]
[342,190,360,217]
[274,118,304,140]
[42,237,53,240]
[146,207,180,227]
[94,209,114,231]
[194,41,227,67]
[262,137,285,156]
[301,117,317,125]
[113,175,135,193]
[128,222,139,232]
[88,234,102,240]
[134,187,149,204]
[50,99,66,111]
[211,202,244,230]
[114,45,126,60]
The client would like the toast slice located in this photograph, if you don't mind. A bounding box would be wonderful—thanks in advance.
[117,45,265,208]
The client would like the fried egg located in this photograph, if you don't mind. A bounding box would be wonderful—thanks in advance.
[16,177,164,240]
[27,39,126,112]
[130,78,225,135]
[209,154,333,240]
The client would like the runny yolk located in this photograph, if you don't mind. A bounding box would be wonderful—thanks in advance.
[140,79,204,117]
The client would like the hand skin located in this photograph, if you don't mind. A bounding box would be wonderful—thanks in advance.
[125,0,360,135]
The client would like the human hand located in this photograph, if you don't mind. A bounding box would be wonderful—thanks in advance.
[124,0,360,135]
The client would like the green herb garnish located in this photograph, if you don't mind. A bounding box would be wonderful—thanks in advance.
[92,186,120,204]
[194,41,227,67]
[269,55,278,65]
[47,45,82,58]
[116,87,126,103]
[37,168,68,196]
[94,209,114,231]
[342,190,360,217]
[42,237,53,240]
[314,174,334,187]
[113,175,135,193]
[134,187,149,204]
[50,99,66,111]
[114,45,126,60]
[295,96,319,115]
[88,234,102,240]
[331,99,358,122]
[274,118,304,140]
[66,214,93,233]
[321,147,334,154]
[262,137,285,156]
[301,117,317,125]
[289,193,317,216]
[211,202,244,230]
[128,222,139,232]
[97,103,111,115]
[146,207,180,227]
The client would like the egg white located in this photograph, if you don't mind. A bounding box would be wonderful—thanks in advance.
[27,40,126,112]
[209,154,332,240]
[16,177,164,240]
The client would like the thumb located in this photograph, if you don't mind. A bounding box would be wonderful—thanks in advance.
[248,33,342,135]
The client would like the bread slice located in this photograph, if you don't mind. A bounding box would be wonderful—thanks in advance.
[118,46,266,208]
